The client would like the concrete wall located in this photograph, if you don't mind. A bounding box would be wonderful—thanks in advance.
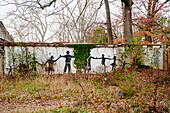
[4,45,164,74]
[35,47,75,74]
[143,46,163,69]
[90,48,115,73]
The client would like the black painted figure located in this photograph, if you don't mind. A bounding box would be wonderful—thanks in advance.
[97,54,112,72]
[7,66,13,76]
[110,56,117,71]
[16,63,28,73]
[30,56,42,71]
[86,54,96,73]
[8,64,27,76]
[28,52,32,60]
[60,51,74,73]
[45,56,60,75]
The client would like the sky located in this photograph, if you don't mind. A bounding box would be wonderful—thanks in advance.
[0,0,169,22]
[0,0,121,21]
[0,0,122,42]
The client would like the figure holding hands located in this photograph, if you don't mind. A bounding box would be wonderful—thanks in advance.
[30,56,42,72]
[86,53,97,73]
[110,56,117,71]
[96,54,112,72]
[60,51,74,73]
[45,55,60,75]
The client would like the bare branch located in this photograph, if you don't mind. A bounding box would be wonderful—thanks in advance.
[37,0,57,9]
[153,0,170,16]
[76,0,88,23]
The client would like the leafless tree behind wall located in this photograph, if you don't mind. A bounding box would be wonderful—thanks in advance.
[1,0,105,43]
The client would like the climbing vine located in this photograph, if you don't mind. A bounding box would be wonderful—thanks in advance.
[69,44,95,73]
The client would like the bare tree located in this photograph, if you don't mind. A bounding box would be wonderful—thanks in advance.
[1,0,115,43]
[52,0,103,42]
[104,0,113,44]
[8,7,51,42]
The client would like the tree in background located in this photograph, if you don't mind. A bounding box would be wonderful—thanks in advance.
[1,0,169,44]
[1,0,104,43]
[157,16,170,44]
[104,0,113,44]
[132,0,170,43]
[55,0,103,43]
[121,0,133,43]
[8,7,50,42]
[90,25,108,43]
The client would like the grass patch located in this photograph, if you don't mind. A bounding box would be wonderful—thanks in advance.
[0,69,169,112]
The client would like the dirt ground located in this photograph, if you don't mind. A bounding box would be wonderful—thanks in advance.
[0,69,169,112]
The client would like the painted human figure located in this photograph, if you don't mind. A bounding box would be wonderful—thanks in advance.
[8,63,28,76]
[16,63,28,73]
[30,56,42,71]
[7,66,13,76]
[96,54,112,72]
[28,52,32,60]
[110,56,117,71]
[86,53,97,73]
[45,55,60,75]
[60,51,74,73]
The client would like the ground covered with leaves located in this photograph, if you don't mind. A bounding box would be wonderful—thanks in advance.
[0,69,169,113]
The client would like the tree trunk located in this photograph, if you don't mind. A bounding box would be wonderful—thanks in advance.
[122,0,133,43]
[104,0,113,44]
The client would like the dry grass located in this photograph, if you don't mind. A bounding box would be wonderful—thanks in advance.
[0,69,169,112]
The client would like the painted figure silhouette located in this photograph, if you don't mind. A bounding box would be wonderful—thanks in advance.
[60,51,74,73]
[7,66,13,76]
[45,55,60,75]
[97,54,112,72]
[30,56,42,71]
[110,56,117,71]
[86,53,97,73]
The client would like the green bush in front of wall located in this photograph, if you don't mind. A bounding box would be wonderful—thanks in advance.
[69,44,95,73]
[121,37,148,69]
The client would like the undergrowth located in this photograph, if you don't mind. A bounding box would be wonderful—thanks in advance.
[0,69,169,112]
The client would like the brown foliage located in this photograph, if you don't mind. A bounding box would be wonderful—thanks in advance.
[132,0,170,43]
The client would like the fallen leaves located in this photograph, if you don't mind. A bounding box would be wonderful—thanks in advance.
[0,69,169,112]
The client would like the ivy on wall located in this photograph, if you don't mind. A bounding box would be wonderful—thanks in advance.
[69,44,95,72]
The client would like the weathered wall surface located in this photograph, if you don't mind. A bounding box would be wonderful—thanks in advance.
[0,56,2,75]
[4,45,164,74]
[90,48,115,73]
[4,47,75,74]
[35,47,75,74]
[143,46,163,69]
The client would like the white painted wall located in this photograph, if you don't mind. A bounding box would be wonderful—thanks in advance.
[35,47,75,74]
[4,46,164,74]
[90,48,115,73]
[143,46,163,69]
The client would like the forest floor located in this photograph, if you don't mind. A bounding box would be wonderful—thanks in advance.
[0,69,169,113]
